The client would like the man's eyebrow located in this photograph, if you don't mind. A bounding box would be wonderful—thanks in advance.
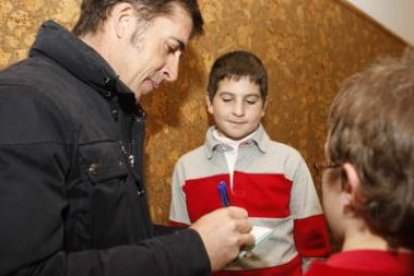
[172,38,186,51]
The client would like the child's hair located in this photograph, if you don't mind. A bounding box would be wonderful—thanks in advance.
[326,48,414,250]
[207,50,268,102]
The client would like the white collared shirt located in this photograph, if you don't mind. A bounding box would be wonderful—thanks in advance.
[212,127,259,188]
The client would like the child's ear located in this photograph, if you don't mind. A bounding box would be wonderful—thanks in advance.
[261,98,268,117]
[205,94,213,115]
[342,163,361,206]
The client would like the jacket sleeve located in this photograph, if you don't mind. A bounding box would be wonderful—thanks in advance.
[0,86,210,276]
[289,158,330,258]
[66,229,210,276]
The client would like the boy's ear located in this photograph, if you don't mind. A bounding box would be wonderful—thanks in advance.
[261,98,268,117]
[205,94,214,115]
[342,163,361,205]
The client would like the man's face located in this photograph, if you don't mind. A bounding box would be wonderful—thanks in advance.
[118,4,193,100]
[206,77,265,140]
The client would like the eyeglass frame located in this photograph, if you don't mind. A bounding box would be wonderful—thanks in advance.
[313,162,342,176]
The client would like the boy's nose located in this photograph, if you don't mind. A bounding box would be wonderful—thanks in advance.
[232,102,245,117]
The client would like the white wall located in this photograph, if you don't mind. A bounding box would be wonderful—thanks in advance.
[346,0,414,46]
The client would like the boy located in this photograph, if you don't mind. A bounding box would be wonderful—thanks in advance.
[169,50,330,275]
[306,50,414,275]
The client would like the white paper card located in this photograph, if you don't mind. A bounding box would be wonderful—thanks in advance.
[239,225,273,258]
[251,225,273,244]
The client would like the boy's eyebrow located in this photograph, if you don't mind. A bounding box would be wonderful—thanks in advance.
[217,91,261,97]
[218,91,261,97]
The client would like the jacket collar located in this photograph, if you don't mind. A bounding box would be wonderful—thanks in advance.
[29,20,138,108]
[204,124,269,159]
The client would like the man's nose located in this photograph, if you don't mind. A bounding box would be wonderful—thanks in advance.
[163,54,180,82]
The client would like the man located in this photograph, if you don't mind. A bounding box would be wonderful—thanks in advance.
[0,1,254,275]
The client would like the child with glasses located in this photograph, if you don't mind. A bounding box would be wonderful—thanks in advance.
[306,49,414,275]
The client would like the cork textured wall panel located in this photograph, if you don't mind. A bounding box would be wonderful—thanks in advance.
[0,0,406,224]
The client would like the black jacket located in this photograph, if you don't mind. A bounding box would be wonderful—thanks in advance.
[0,21,210,276]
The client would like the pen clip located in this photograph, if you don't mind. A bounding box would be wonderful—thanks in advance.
[218,181,230,207]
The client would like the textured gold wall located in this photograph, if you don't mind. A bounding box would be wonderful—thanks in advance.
[0,0,405,224]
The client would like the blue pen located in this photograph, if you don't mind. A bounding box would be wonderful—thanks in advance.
[218,181,230,206]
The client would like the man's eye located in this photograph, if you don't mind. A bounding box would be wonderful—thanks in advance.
[166,45,183,59]
[221,98,232,102]
[166,46,174,53]
[166,44,178,54]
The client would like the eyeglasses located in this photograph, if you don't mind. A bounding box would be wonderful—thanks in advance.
[313,162,342,176]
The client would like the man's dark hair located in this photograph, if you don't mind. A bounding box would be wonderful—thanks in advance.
[207,50,268,102]
[72,0,203,37]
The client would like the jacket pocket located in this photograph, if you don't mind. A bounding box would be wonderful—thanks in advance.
[81,142,129,183]
[79,142,131,248]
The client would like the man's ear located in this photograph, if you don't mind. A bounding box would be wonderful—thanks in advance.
[205,94,214,115]
[109,2,136,39]
[342,163,361,205]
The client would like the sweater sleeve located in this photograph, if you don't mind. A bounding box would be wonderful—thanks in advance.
[290,158,331,258]
[169,159,192,227]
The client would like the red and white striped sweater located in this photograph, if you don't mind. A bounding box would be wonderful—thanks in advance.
[169,125,330,275]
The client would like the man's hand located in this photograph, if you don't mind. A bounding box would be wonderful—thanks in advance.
[190,207,255,271]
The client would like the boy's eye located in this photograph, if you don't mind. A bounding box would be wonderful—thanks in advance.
[246,97,261,105]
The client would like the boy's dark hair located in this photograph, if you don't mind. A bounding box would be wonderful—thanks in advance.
[326,48,414,250]
[72,0,203,38]
[207,50,268,101]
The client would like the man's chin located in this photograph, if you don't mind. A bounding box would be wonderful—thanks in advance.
[141,88,154,97]
[135,85,153,101]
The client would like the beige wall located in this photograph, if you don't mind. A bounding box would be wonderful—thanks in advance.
[0,0,405,224]
[346,0,414,46]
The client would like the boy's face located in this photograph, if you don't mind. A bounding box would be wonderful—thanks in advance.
[206,77,265,140]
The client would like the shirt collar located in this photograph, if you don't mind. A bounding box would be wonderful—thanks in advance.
[205,124,269,159]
